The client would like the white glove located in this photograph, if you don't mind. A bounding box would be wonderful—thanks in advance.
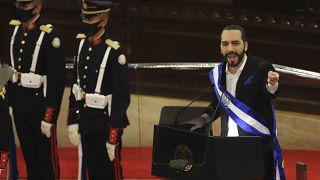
[41,121,53,138]
[106,142,116,161]
[68,124,81,145]
[180,117,207,131]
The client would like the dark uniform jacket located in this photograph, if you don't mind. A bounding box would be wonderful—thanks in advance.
[206,55,278,136]
[68,32,130,136]
[8,18,65,124]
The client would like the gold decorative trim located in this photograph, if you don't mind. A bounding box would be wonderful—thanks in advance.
[81,9,110,15]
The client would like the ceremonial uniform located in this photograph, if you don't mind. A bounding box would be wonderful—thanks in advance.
[0,88,11,173]
[67,1,130,179]
[7,13,65,180]
[67,1,130,178]
[68,32,130,180]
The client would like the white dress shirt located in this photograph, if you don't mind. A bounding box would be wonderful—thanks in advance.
[226,55,247,136]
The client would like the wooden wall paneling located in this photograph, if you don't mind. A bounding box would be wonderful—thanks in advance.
[1,0,320,114]
[0,1,15,64]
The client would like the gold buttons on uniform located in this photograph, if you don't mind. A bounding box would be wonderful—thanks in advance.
[24,32,28,36]
[83,75,87,79]
[19,49,23,53]
[83,85,86,89]
[83,104,87,108]
[21,41,25,45]
[18,65,21,69]
[18,57,22,62]
[84,66,88,70]
[86,56,90,60]
[95,70,98,73]
[88,47,92,52]
[35,93,39,96]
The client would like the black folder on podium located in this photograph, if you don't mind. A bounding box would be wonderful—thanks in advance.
[152,106,274,180]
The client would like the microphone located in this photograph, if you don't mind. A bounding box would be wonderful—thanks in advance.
[169,159,188,171]
[174,83,226,133]
[174,86,211,127]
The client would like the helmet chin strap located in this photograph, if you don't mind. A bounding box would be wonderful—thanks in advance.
[23,13,40,30]
[91,27,105,41]
[26,13,40,24]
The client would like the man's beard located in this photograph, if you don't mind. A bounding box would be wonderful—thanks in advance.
[223,50,245,67]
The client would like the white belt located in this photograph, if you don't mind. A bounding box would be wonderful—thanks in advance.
[72,84,112,114]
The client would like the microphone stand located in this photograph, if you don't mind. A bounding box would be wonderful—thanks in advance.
[174,86,211,127]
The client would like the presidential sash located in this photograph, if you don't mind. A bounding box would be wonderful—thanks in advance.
[209,63,286,180]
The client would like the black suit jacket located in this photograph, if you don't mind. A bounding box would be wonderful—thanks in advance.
[206,55,278,136]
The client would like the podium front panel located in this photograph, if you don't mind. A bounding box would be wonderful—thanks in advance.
[152,125,209,179]
[205,136,274,180]
[152,125,274,180]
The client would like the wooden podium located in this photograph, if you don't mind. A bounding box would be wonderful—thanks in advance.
[152,106,274,180]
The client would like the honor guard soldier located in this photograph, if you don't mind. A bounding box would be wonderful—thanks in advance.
[7,0,66,179]
[67,0,130,179]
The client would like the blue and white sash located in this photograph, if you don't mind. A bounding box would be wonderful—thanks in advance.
[209,63,286,180]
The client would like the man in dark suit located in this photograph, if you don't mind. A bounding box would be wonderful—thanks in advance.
[7,0,65,179]
[186,25,279,135]
[67,0,130,179]
[186,25,285,180]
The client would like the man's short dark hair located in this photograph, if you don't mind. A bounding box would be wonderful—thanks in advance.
[222,25,247,42]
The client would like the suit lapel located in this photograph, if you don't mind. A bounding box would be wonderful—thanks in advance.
[236,56,253,96]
